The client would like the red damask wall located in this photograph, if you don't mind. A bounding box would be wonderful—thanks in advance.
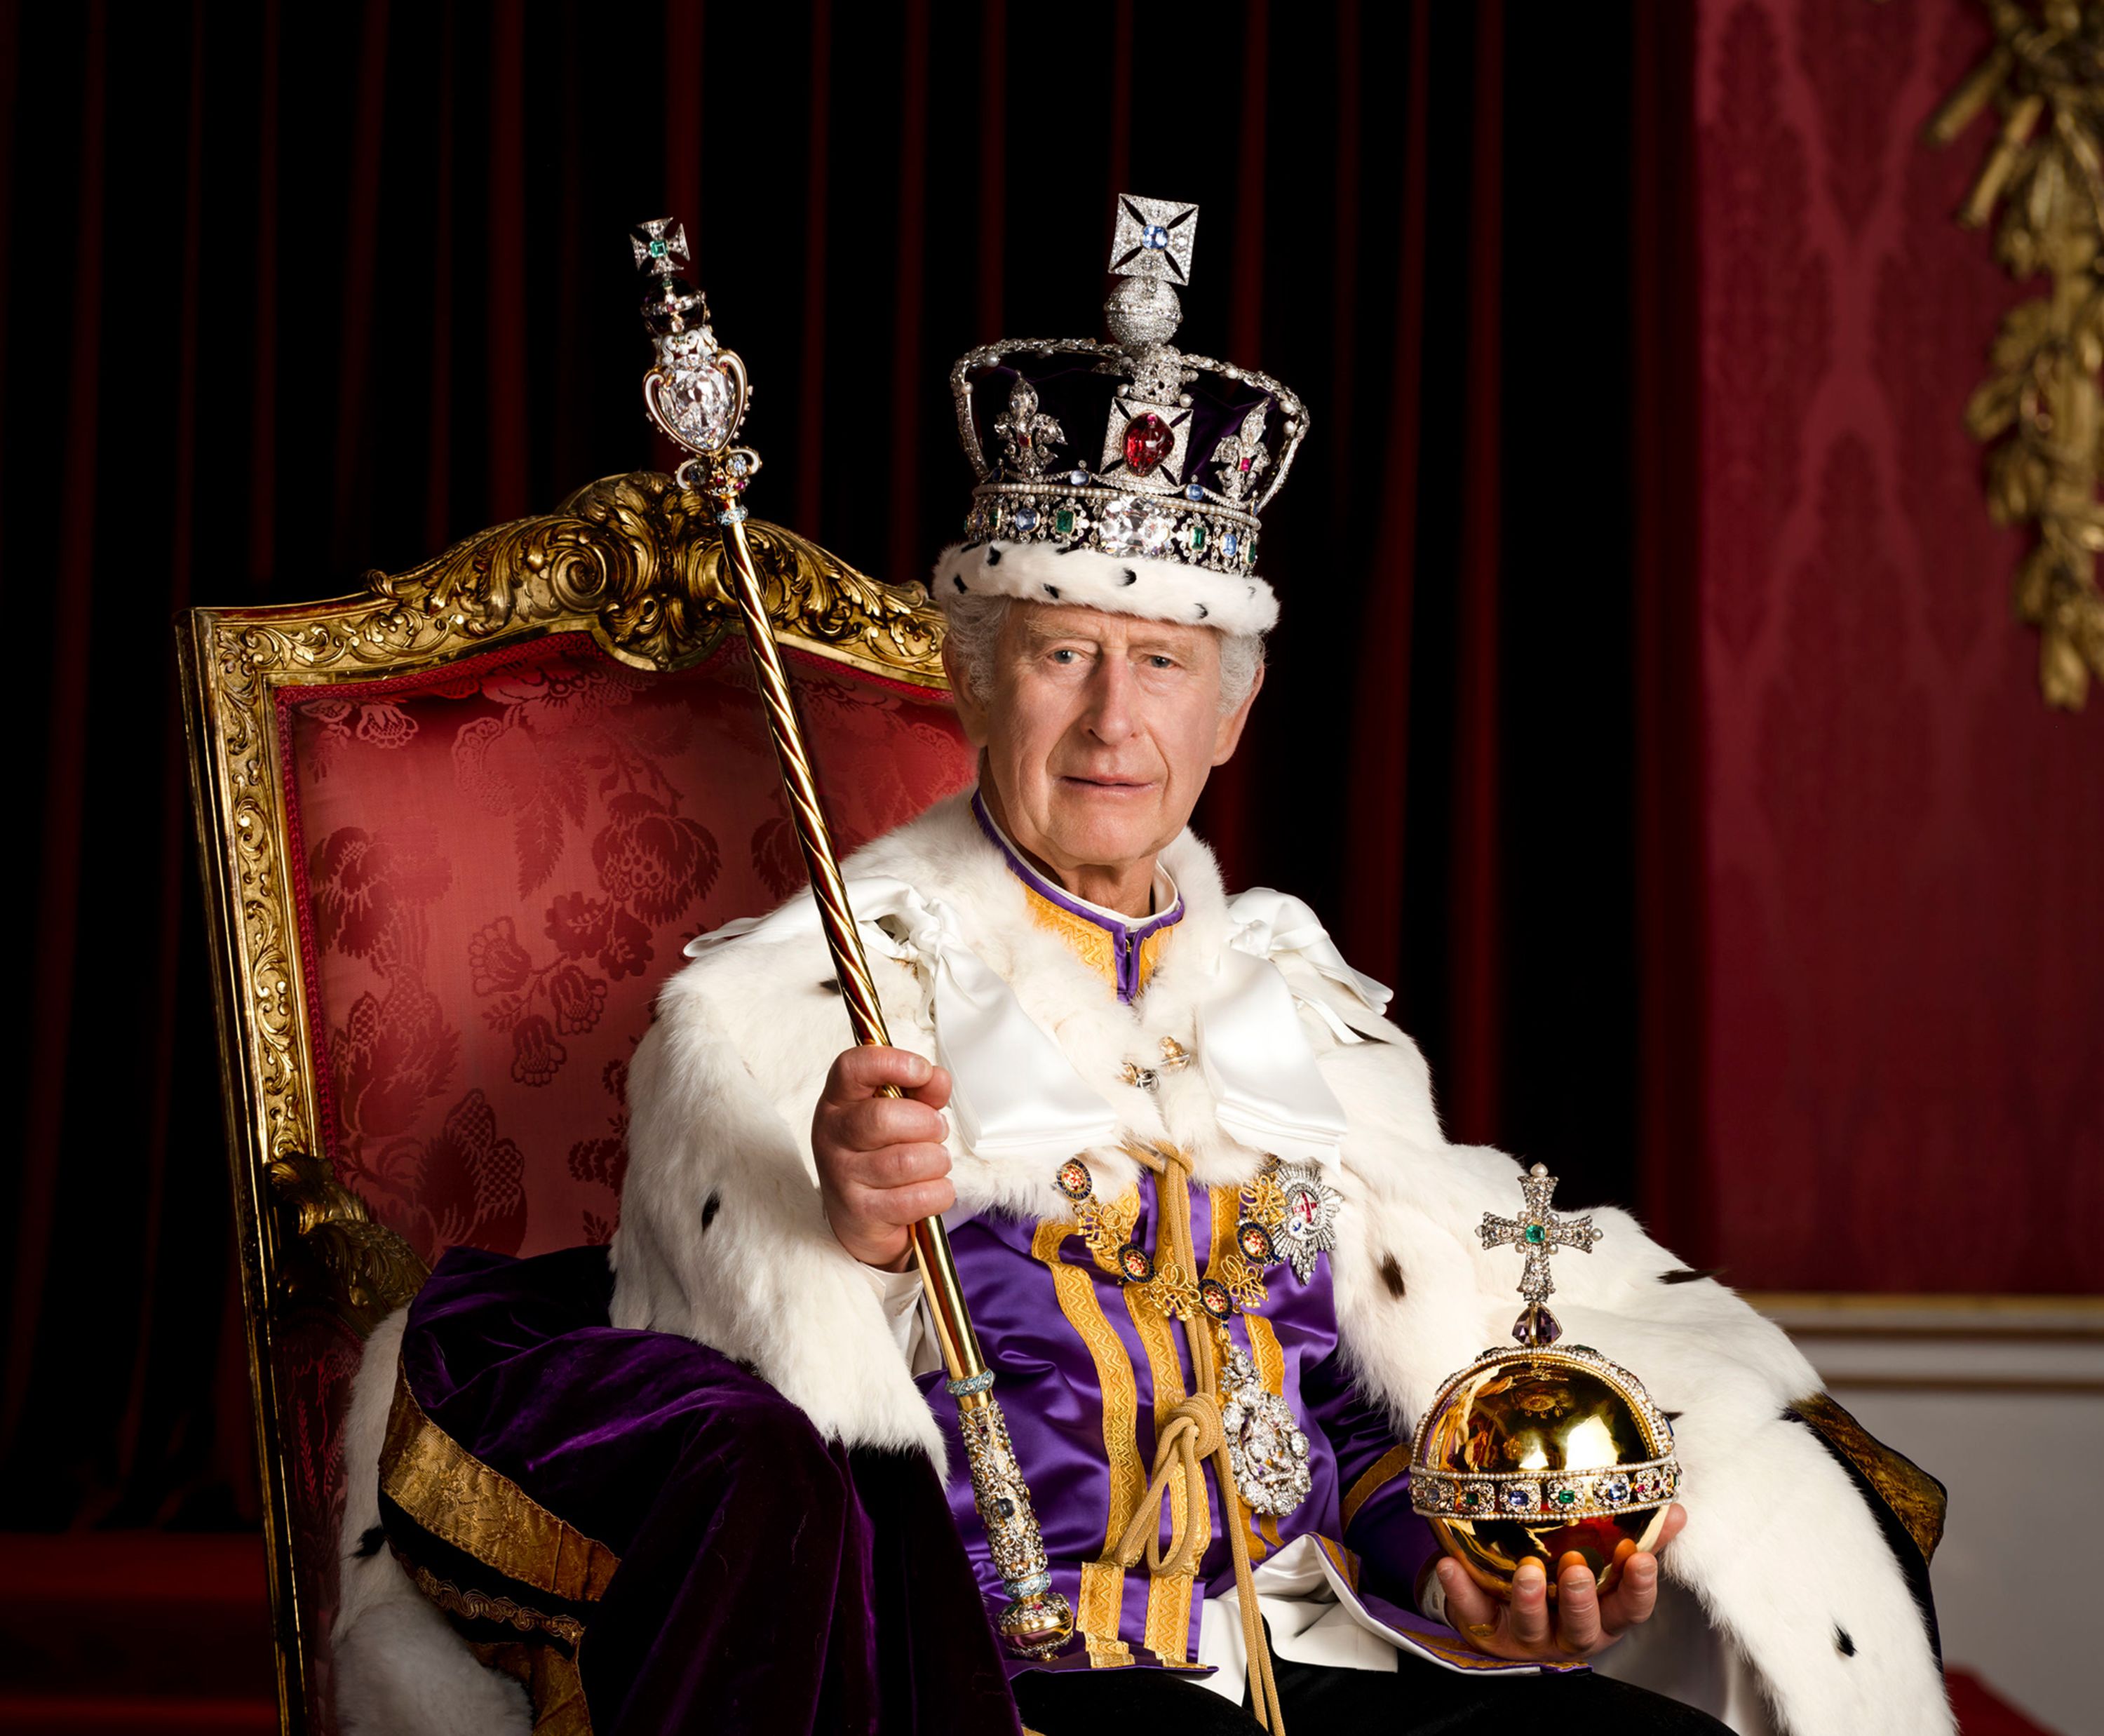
[1695,0,2104,1293]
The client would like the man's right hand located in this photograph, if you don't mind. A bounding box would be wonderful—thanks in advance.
[811,1046,956,1270]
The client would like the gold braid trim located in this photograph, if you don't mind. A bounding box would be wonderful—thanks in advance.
[405,1561,584,1646]
[382,1371,622,1603]
[1031,1219,1145,1658]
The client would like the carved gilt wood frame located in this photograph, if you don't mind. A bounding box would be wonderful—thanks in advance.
[176,471,949,1732]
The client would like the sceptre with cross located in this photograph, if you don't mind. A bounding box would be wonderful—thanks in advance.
[628,218,1075,1661]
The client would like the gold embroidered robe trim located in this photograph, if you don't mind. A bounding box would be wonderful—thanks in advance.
[1787,1392,1947,1562]
[468,1639,593,1736]
[382,1373,622,1605]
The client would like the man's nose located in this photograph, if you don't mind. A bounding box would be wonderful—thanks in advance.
[1081,655,1137,743]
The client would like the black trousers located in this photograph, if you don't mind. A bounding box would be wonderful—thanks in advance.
[1012,1646,1735,1736]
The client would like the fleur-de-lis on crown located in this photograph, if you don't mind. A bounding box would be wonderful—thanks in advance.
[992,377,1065,478]
[1211,403,1272,504]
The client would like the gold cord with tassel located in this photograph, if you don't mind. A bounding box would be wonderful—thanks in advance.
[1102,1145,1285,1732]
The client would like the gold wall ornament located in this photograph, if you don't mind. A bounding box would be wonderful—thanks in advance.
[181,463,950,1735]
[1929,0,2104,707]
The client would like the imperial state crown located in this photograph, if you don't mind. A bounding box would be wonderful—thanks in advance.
[937,194,1308,640]
[1409,1165,1683,1601]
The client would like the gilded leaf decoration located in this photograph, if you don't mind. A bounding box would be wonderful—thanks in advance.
[1929,0,2104,707]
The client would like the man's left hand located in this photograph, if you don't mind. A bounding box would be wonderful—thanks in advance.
[1435,1502,1687,1662]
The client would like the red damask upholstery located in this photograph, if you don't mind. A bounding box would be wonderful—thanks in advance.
[281,630,971,1264]
[269,628,971,1731]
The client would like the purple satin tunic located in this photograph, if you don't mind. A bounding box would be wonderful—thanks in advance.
[917,1173,1446,1676]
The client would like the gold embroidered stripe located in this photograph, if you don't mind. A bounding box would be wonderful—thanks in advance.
[1340,1441,1414,1533]
[1032,1220,1145,1655]
[382,1376,620,1604]
[1081,1612,1135,1669]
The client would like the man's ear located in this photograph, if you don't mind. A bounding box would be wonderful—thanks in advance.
[941,633,991,748]
[1211,659,1265,765]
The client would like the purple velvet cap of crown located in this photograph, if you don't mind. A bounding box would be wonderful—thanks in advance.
[964,354,1277,502]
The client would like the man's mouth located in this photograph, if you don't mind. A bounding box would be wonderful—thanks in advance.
[1060,774,1152,792]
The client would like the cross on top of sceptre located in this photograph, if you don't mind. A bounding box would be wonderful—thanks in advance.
[1478,1164,1602,1303]
[630,218,689,275]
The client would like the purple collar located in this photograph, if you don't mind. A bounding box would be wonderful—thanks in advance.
[971,788,1183,1004]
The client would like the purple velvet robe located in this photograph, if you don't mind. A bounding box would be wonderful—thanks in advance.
[386,1246,1024,1736]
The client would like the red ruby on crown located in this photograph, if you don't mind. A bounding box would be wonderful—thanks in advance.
[1122,413,1174,476]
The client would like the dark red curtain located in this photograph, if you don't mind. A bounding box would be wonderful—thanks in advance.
[0,2,1694,1530]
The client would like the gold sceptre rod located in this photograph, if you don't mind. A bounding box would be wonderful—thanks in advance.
[630,220,1074,1659]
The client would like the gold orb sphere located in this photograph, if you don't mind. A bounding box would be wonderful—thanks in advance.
[1410,1343,1681,1603]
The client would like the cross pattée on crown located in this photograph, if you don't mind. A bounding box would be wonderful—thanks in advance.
[1108,194,1199,283]
[1479,1163,1602,1303]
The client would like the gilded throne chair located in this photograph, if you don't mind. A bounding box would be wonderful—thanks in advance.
[180,473,976,1735]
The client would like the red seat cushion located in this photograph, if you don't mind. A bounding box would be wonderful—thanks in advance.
[278,630,973,1267]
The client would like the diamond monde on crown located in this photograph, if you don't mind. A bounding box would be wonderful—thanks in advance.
[947,193,1310,576]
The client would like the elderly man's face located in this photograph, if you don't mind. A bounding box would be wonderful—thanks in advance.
[948,603,1261,898]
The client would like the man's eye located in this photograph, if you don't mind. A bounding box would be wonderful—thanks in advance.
[1147,655,1178,670]
[1050,648,1079,664]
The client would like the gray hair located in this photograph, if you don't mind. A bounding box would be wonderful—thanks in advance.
[940,593,1265,715]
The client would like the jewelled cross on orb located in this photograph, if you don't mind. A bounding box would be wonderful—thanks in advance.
[1480,1164,1601,1347]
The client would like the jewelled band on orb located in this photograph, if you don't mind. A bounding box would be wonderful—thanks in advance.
[1409,1455,1684,1523]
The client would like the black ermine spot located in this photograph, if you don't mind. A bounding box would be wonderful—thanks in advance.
[701,1191,722,1232]
[1044,584,1060,600]
[952,574,966,593]
[354,1526,386,1559]
[817,978,841,995]
[1659,1267,1722,1285]
[1834,1626,1855,1657]
[1120,568,1139,585]
[1195,603,1209,621]
[985,545,1002,565]
[1379,1255,1407,1299]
